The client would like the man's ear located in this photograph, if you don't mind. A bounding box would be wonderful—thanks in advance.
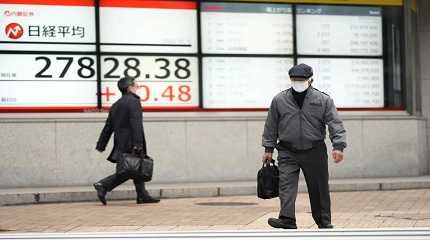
[309,78,314,85]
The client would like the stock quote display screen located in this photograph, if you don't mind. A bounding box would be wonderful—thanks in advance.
[0,1,393,111]
[296,5,383,56]
[299,58,384,108]
[203,57,293,108]
[99,0,199,109]
[0,0,96,110]
[200,2,293,54]
[0,0,198,111]
[201,2,293,108]
[296,5,384,108]
[100,55,198,108]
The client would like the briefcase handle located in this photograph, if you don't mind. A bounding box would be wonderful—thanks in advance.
[262,159,276,167]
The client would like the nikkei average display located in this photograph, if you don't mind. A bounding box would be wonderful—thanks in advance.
[0,0,97,110]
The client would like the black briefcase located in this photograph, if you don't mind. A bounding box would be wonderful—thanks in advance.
[116,153,154,182]
[139,155,154,182]
[257,160,279,199]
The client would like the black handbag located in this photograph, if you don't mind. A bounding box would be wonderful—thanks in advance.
[257,160,279,199]
[116,153,154,182]
[139,155,154,182]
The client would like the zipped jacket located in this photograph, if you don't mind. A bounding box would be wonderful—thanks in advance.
[262,87,347,151]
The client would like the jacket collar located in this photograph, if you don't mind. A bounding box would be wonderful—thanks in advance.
[287,86,315,108]
[123,92,140,99]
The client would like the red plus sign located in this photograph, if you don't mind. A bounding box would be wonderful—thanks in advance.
[98,87,116,102]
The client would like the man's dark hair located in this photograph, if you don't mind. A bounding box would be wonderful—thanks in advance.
[117,77,135,94]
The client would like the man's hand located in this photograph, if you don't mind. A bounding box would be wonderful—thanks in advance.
[262,152,273,163]
[332,150,344,163]
[132,146,143,155]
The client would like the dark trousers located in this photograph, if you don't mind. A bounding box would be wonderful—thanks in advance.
[98,172,149,199]
[277,142,331,225]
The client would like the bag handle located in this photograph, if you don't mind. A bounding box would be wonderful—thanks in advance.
[262,159,275,168]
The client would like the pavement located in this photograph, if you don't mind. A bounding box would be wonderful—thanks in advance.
[3,229,430,240]
[2,188,430,233]
[3,176,430,206]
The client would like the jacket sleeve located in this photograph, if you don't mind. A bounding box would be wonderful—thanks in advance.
[262,98,279,152]
[96,111,114,151]
[324,97,347,151]
[129,99,147,154]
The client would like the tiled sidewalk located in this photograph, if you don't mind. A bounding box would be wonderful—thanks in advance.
[1,189,430,233]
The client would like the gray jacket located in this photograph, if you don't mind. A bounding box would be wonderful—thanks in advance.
[262,87,347,151]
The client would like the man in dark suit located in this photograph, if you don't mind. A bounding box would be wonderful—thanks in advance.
[93,77,160,205]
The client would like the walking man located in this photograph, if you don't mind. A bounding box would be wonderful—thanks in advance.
[262,63,347,229]
[94,77,160,205]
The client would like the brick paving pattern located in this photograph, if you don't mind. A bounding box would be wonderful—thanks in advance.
[1,189,430,233]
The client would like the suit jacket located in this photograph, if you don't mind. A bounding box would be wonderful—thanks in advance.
[96,92,147,163]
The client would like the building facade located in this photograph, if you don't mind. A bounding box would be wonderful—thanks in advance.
[0,0,429,188]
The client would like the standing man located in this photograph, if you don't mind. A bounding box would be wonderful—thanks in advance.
[262,63,346,229]
[94,77,160,205]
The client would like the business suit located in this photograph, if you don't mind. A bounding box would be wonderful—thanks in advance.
[95,92,155,204]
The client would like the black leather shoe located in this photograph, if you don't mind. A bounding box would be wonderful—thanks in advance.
[318,223,334,229]
[93,183,107,205]
[268,218,297,229]
[136,196,160,204]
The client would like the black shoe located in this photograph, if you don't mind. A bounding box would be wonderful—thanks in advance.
[318,223,334,229]
[93,183,107,205]
[136,195,160,204]
[268,218,297,229]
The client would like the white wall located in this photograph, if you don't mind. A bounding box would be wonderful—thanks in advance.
[0,112,427,188]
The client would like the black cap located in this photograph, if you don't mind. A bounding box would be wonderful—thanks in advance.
[117,77,135,92]
[288,63,313,79]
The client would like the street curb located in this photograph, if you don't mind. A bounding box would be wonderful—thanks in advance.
[1,176,430,206]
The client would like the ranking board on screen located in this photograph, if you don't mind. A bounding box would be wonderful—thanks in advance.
[0,0,388,110]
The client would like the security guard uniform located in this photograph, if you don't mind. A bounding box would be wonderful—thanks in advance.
[262,64,347,229]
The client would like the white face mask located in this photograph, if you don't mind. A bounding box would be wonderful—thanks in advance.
[291,80,309,92]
